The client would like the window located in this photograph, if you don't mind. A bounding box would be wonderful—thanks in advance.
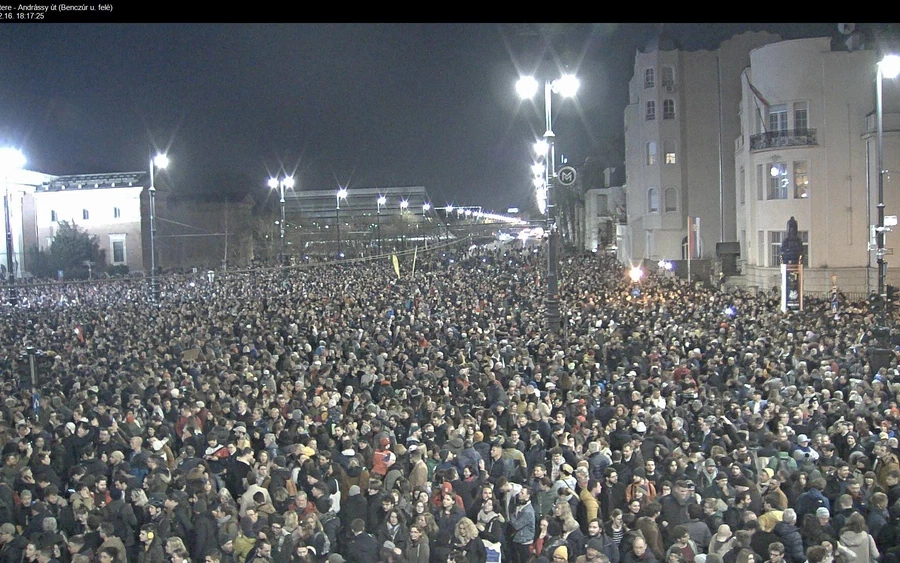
[793,161,809,198]
[661,66,675,87]
[82,209,90,220]
[664,188,677,212]
[770,230,809,267]
[664,139,676,164]
[113,207,121,219]
[739,167,746,205]
[51,210,57,222]
[109,235,126,265]
[756,164,764,201]
[768,162,788,200]
[794,102,808,133]
[768,231,783,267]
[768,104,788,133]
[758,230,765,264]
[647,188,659,213]
[646,101,656,121]
[644,68,655,88]
[646,141,657,165]
[663,99,675,120]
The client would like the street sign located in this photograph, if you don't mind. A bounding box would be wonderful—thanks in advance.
[557,166,577,186]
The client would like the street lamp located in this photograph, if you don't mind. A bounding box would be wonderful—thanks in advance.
[877,54,900,302]
[1,148,25,305]
[268,176,295,265]
[377,195,387,251]
[516,73,580,333]
[400,200,409,250]
[148,153,168,303]
[336,187,348,258]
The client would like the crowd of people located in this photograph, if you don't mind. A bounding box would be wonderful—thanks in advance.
[0,243,898,563]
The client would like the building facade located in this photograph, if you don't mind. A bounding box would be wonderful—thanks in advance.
[622,31,783,266]
[33,172,146,274]
[735,37,899,294]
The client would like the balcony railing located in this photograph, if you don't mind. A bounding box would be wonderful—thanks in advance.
[749,128,817,151]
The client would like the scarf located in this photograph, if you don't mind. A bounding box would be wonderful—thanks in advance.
[477,509,498,525]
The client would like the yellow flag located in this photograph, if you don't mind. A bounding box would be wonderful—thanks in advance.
[392,254,401,279]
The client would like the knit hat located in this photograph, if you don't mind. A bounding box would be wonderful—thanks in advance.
[554,546,569,560]
[816,507,830,518]
[349,485,361,496]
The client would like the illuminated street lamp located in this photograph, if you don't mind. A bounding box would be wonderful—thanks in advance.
[149,152,169,303]
[336,187,348,258]
[377,195,387,251]
[268,175,294,265]
[629,266,644,283]
[876,54,900,301]
[516,73,580,333]
[1,147,25,305]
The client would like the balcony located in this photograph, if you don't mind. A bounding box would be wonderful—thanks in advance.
[749,128,817,151]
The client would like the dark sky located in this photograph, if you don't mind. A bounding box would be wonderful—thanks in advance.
[0,22,840,211]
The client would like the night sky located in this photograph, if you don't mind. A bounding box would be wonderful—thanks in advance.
[0,22,840,212]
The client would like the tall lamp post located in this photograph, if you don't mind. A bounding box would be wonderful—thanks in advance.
[377,195,386,251]
[1,148,25,305]
[336,187,348,258]
[268,175,295,265]
[148,153,169,303]
[400,199,409,249]
[516,73,580,333]
[876,54,900,302]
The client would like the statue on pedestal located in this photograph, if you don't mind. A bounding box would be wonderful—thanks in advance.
[780,216,803,265]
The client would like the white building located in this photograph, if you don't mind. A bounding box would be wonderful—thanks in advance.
[31,172,147,274]
[622,31,784,267]
[1,168,55,279]
[736,37,899,294]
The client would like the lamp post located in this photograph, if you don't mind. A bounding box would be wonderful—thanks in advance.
[268,176,295,265]
[400,199,409,250]
[336,187,348,258]
[877,54,900,302]
[377,195,386,252]
[1,148,25,305]
[148,153,168,303]
[516,73,580,333]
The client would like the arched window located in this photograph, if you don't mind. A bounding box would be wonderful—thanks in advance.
[646,101,656,121]
[664,187,677,212]
[647,188,659,213]
[644,68,655,88]
[646,142,657,165]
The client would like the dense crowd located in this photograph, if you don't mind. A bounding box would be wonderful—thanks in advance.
[0,243,898,563]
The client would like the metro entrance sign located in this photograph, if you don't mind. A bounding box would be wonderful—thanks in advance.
[557,166,576,186]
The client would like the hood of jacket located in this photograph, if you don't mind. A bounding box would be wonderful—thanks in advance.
[839,530,868,548]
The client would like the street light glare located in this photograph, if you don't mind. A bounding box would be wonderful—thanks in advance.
[629,266,644,283]
[515,76,539,100]
[881,54,900,80]
[531,162,545,177]
[555,74,580,98]
[153,154,169,169]
[0,148,26,172]
[268,178,279,189]
[337,188,348,199]
[283,177,295,189]
[533,140,549,157]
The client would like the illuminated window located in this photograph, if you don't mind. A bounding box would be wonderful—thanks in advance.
[793,161,809,198]
[644,68,655,88]
[82,209,90,220]
[664,140,676,164]
[646,142,657,165]
[768,163,788,200]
